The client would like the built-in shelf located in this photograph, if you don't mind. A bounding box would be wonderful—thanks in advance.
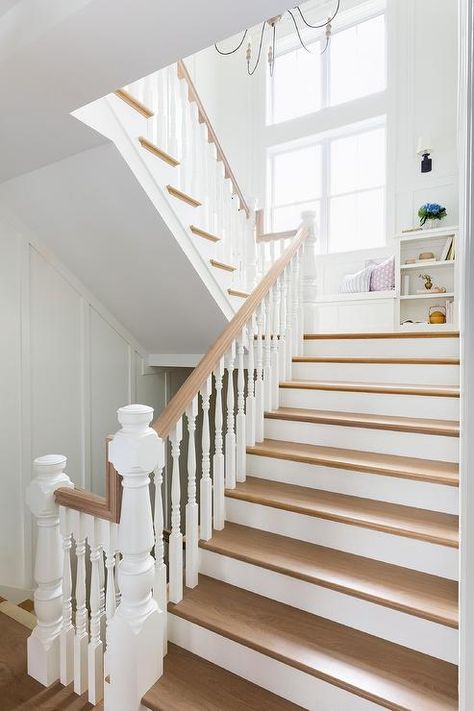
[400,260,455,270]
[400,292,454,301]
[397,225,458,243]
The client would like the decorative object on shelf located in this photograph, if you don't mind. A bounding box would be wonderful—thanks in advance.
[416,136,433,173]
[405,257,417,264]
[418,251,435,261]
[418,202,447,228]
[429,305,446,324]
[402,275,410,296]
[214,0,341,75]
[419,273,433,291]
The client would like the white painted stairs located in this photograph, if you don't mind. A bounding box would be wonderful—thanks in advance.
[153,331,459,711]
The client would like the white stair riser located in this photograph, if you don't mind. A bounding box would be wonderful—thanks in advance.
[303,337,459,358]
[292,361,459,385]
[168,614,384,711]
[264,419,459,463]
[279,387,459,420]
[199,549,458,664]
[225,498,458,580]
[246,454,458,515]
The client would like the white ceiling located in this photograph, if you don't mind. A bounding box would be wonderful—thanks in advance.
[0,0,292,183]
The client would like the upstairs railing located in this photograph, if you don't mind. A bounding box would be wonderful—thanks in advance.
[117,61,256,288]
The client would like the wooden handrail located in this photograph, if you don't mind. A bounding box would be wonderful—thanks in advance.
[257,229,298,243]
[153,224,309,439]
[177,59,250,218]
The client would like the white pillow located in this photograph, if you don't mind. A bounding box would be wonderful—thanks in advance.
[340,265,373,294]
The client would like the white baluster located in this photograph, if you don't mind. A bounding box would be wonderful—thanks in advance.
[114,552,121,608]
[225,342,236,489]
[213,358,225,530]
[200,376,213,541]
[272,277,281,410]
[264,290,273,411]
[153,460,167,653]
[200,124,210,230]
[255,301,265,443]
[246,207,258,290]
[209,143,219,235]
[99,544,106,644]
[73,511,88,695]
[179,78,190,192]
[186,397,199,589]
[302,210,318,335]
[297,247,305,353]
[108,404,164,711]
[26,456,73,686]
[190,102,200,198]
[279,267,289,387]
[103,521,118,672]
[87,515,103,705]
[287,257,297,379]
[246,314,256,447]
[169,419,183,604]
[236,331,247,482]
[59,505,74,686]
[168,65,179,158]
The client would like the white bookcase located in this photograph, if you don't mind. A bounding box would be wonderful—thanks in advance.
[395,225,458,330]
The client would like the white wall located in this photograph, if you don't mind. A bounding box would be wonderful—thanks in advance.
[0,215,168,594]
[186,0,458,295]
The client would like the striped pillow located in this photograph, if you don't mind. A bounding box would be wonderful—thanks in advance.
[340,265,374,294]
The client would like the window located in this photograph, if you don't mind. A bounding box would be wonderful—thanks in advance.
[266,3,387,253]
[268,12,386,125]
[268,122,386,252]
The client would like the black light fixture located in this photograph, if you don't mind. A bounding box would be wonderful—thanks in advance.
[417,137,433,173]
[214,1,341,76]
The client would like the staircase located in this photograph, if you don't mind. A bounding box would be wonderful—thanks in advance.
[147,330,459,710]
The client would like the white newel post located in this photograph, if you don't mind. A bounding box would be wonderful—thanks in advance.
[301,210,318,335]
[107,404,164,711]
[26,455,73,686]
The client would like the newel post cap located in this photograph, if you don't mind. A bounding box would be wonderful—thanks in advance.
[301,210,318,241]
[110,404,164,475]
[27,455,73,517]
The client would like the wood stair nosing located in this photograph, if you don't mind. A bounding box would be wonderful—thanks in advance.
[264,407,460,438]
[247,438,459,487]
[304,331,460,340]
[166,184,202,207]
[142,643,300,710]
[279,380,461,398]
[190,224,221,242]
[138,136,180,167]
[168,576,458,711]
[225,477,459,547]
[200,522,458,628]
[210,258,237,272]
[293,355,460,365]
[228,288,250,298]
[114,88,154,118]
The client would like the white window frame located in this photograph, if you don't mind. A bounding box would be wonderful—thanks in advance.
[267,116,386,253]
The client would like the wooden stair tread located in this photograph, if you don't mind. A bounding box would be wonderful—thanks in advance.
[189,224,221,242]
[226,477,458,546]
[280,379,460,397]
[201,523,458,627]
[247,438,459,486]
[168,576,458,711]
[304,331,460,339]
[139,136,179,167]
[142,643,301,710]
[265,406,459,437]
[293,355,460,364]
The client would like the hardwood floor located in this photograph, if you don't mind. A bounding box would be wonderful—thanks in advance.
[168,576,458,711]
[200,522,458,627]
[0,610,96,710]
[225,477,459,546]
[247,438,459,486]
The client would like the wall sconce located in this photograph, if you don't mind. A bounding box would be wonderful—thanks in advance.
[417,136,433,173]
